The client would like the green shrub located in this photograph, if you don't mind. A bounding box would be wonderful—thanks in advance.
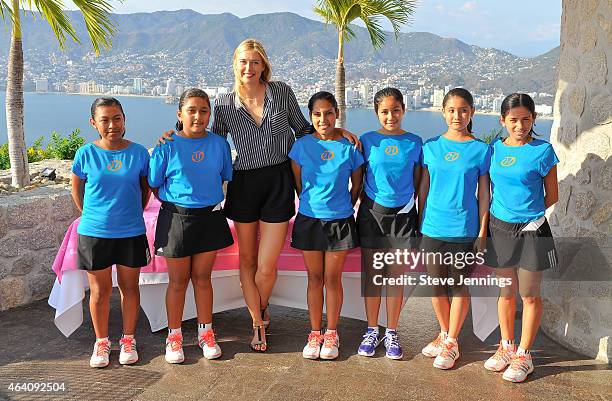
[481,127,504,144]
[47,129,85,160]
[27,136,48,163]
[0,143,9,170]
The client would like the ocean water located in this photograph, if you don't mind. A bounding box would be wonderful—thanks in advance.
[1,92,553,147]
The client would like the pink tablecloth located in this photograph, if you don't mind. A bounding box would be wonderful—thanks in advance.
[52,197,363,283]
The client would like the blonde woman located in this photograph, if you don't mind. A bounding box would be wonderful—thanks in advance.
[161,39,358,351]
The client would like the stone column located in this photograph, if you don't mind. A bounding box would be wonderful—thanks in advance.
[545,0,611,362]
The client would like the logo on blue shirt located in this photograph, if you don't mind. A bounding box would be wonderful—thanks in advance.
[192,151,205,163]
[320,150,335,161]
[106,160,122,172]
[444,151,460,162]
[500,156,516,167]
[384,145,399,156]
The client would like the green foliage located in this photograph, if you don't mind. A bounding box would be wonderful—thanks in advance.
[0,129,85,170]
[47,129,85,160]
[27,136,48,163]
[0,143,9,170]
[481,126,504,144]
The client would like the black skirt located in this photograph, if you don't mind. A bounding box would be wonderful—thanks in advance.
[154,202,234,258]
[484,214,557,272]
[77,233,150,271]
[291,213,359,251]
[356,195,419,249]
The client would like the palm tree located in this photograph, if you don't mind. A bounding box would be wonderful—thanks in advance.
[314,0,416,128]
[1,0,117,187]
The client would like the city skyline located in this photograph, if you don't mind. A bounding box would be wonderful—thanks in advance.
[61,0,562,57]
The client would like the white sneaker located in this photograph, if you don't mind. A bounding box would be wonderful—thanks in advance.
[302,332,323,359]
[90,339,111,368]
[421,332,446,357]
[165,332,185,364]
[502,352,534,383]
[119,336,138,365]
[319,331,340,360]
[198,330,222,360]
[484,342,515,372]
[433,339,460,369]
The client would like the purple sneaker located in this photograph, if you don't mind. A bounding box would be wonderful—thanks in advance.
[384,330,403,360]
[358,328,381,357]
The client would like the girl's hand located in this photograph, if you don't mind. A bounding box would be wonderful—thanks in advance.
[474,236,487,254]
[157,130,175,145]
[335,128,362,151]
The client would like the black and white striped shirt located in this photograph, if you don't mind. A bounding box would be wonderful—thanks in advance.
[211,81,312,170]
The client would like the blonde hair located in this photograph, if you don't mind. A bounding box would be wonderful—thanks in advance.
[232,39,272,100]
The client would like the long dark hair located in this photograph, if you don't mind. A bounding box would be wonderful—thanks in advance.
[500,93,538,137]
[307,91,338,118]
[442,88,474,133]
[373,87,405,113]
[176,88,211,131]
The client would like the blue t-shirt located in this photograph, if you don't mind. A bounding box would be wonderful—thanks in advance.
[72,142,150,238]
[289,135,364,220]
[421,135,491,239]
[361,130,422,208]
[489,138,559,223]
[148,132,233,208]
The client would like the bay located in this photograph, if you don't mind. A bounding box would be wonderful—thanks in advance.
[1,92,552,147]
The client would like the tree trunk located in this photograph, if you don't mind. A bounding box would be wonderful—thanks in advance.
[6,2,29,188]
[335,30,346,129]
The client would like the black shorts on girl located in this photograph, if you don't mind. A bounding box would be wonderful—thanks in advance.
[224,160,295,223]
[77,234,150,271]
[485,214,557,272]
[154,201,234,258]
[291,213,359,251]
[356,194,419,249]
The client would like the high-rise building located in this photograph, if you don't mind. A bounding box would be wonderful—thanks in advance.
[433,89,445,108]
[35,78,49,92]
[133,78,143,94]
[165,78,176,96]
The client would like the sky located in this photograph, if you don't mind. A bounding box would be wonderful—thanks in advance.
[67,0,562,57]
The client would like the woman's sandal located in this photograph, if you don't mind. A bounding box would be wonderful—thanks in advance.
[251,324,267,352]
[261,304,270,331]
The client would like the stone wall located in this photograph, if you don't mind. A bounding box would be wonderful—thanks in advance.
[544,0,611,362]
[0,161,79,311]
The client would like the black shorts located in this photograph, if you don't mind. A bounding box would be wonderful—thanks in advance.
[154,202,234,258]
[291,213,359,251]
[224,160,295,223]
[356,195,419,249]
[485,214,557,272]
[419,235,475,296]
[77,234,150,271]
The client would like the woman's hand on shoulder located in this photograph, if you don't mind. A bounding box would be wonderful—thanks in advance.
[335,127,362,151]
[157,130,175,145]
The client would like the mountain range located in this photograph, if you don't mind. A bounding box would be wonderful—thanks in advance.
[0,10,559,94]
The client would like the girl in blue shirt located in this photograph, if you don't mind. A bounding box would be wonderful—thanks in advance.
[289,91,364,360]
[71,97,151,368]
[418,88,491,370]
[483,93,559,383]
[149,89,234,364]
[356,88,422,360]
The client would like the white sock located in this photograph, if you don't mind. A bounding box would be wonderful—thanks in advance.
[517,347,529,355]
[368,326,379,333]
[326,329,337,336]
[385,328,397,336]
[446,336,458,344]
[168,327,181,335]
[198,323,213,336]
[122,334,134,339]
[311,330,321,335]
[96,337,109,343]
[502,339,515,349]
[440,330,448,339]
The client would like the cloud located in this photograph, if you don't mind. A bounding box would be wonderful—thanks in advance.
[435,4,445,13]
[460,1,476,12]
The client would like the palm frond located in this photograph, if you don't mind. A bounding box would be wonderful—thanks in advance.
[72,0,117,54]
[26,0,79,47]
[0,1,15,25]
